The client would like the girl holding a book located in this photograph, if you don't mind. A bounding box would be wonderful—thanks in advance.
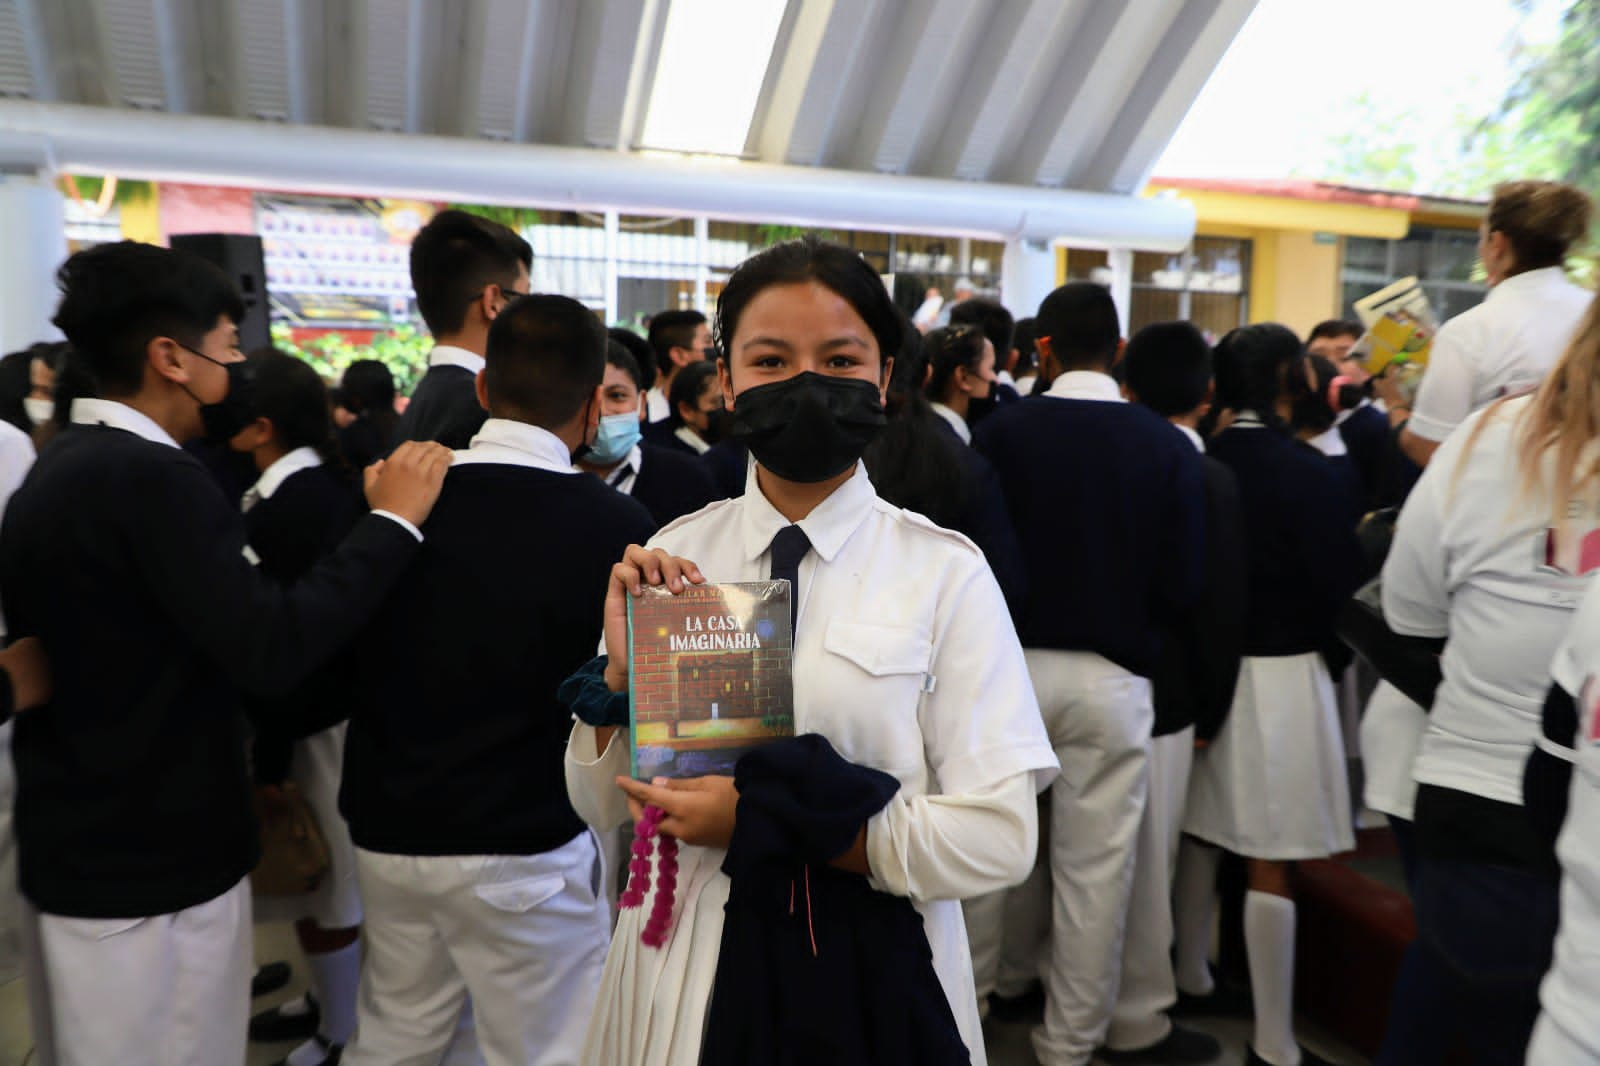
[563,237,1058,1066]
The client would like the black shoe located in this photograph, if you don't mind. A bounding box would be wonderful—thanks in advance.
[1171,979,1253,1019]
[987,981,1046,1024]
[1099,1024,1223,1064]
[1245,1044,1337,1066]
[269,1034,342,1066]
[251,961,292,999]
[250,993,321,1044]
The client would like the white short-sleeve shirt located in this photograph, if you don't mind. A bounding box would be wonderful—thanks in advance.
[1408,267,1592,443]
[1384,395,1600,803]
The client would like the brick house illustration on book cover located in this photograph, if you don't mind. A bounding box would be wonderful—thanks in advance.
[627,581,795,780]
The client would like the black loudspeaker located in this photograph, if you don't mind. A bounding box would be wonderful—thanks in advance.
[170,233,272,353]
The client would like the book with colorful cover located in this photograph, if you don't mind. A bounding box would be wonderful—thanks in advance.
[626,581,795,780]
[1352,276,1439,377]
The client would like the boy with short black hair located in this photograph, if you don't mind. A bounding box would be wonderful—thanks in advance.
[643,309,712,422]
[394,209,533,449]
[339,294,657,1065]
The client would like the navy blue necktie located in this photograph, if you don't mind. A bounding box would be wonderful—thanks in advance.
[767,524,811,636]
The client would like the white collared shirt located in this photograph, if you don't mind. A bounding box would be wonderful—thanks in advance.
[604,444,644,496]
[244,446,322,509]
[1044,370,1125,404]
[565,461,1058,1062]
[1384,394,1598,805]
[1409,266,1592,443]
[453,418,577,474]
[1175,423,1205,454]
[645,387,671,424]
[428,345,485,376]
[674,425,710,456]
[1307,426,1349,457]
[929,402,971,444]
[70,398,181,449]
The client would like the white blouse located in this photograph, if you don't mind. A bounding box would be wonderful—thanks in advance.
[565,462,1058,1066]
[1384,396,1599,804]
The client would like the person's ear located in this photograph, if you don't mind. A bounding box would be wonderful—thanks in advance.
[1113,338,1128,366]
[953,364,974,396]
[671,345,695,371]
[148,336,188,386]
[474,369,490,413]
[1005,346,1020,374]
[478,286,505,326]
[880,356,895,405]
[588,384,605,433]
[636,393,648,424]
[718,358,736,413]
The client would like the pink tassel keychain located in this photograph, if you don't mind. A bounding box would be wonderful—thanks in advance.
[619,803,680,948]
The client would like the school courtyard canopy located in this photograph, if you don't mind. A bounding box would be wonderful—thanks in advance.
[0,0,1256,347]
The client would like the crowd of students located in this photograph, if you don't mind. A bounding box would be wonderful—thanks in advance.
[0,180,1597,1066]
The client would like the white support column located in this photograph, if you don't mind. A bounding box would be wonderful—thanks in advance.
[1001,237,1056,319]
[1106,246,1133,337]
[693,215,709,315]
[0,174,67,353]
[602,209,620,325]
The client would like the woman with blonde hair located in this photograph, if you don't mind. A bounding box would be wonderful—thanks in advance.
[1379,289,1600,1064]
[1397,180,1592,467]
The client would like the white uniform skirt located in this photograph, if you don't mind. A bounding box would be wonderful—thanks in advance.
[1185,653,1355,861]
[255,724,363,929]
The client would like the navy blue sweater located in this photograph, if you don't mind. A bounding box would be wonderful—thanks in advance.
[974,395,1206,678]
[629,442,720,526]
[393,364,486,451]
[1207,427,1364,656]
[340,464,656,856]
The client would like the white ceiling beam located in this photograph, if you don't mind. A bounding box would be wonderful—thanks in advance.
[14,0,116,106]
[511,0,578,143]
[153,0,247,116]
[842,0,990,174]
[1005,0,1185,188]
[1085,0,1257,194]
[555,0,657,148]
[404,0,488,135]
[745,0,885,166]
[918,0,1069,180]
[286,0,368,127]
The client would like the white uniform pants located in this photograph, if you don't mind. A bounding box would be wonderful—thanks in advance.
[1106,727,1194,1051]
[344,831,609,1066]
[1025,649,1153,1066]
[20,877,252,1066]
[964,794,1050,1004]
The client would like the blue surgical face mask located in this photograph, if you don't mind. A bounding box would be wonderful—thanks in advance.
[588,411,642,466]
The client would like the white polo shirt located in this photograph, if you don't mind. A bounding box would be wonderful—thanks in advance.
[1384,395,1600,804]
[1408,267,1592,443]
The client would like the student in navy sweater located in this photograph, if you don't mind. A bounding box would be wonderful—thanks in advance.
[578,340,721,526]
[646,359,727,457]
[1175,324,1364,1066]
[339,294,656,1065]
[393,210,532,450]
[0,241,450,1066]
[1095,321,1249,1065]
[923,323,997,444]
[229,351,367,1066]
[973,283,1207,1066]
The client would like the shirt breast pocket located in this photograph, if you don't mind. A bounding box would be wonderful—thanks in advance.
[820,620,934,771]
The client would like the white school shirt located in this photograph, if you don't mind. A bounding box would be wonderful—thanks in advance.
[645,386,670,424]
[565,462,1058,1066]
[1045,369,1124,403]
[427,344,485,375]
[602,445,644,496]
[1307,426,1349,457]
[452,417,577,474]
[242,446,322,511]
[1535,580,1600,1058]
[1383,395,1599,804]
[672,425,709,456]
[1408,267,1592,444]
[929,402,971,444]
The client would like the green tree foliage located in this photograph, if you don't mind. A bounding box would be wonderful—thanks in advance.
[270,322,433,395]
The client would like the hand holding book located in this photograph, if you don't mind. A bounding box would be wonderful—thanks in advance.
[615,775,740,848]
[603,544,708,693]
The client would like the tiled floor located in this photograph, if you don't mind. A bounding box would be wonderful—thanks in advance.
[1,918,1369,1066]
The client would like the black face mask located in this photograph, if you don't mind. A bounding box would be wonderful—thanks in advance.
[180,346,257,445]
[730,372,886,484]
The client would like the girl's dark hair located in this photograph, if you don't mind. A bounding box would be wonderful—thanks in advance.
[1213,322,1305,434]
[1290,353,1339,438]
[923,324,988,404]
[1013,317,1039,376]
[863,319,973,528]
[608,327,656,391]
[715,237,903,381]
[339,359,397,444]
[667,360,719,424]
[249,348,340,465]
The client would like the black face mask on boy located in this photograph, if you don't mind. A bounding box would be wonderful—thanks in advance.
[179,345,258,445]
[729,372,886,484]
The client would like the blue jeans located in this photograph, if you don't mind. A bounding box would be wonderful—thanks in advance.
[1376,854,1559,1066]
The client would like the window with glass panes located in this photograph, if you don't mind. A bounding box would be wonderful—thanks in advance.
[1341,227,1486,325]
[1129,237,1251,340]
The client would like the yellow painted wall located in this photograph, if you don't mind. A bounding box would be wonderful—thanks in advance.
[1263,230,1341,334]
